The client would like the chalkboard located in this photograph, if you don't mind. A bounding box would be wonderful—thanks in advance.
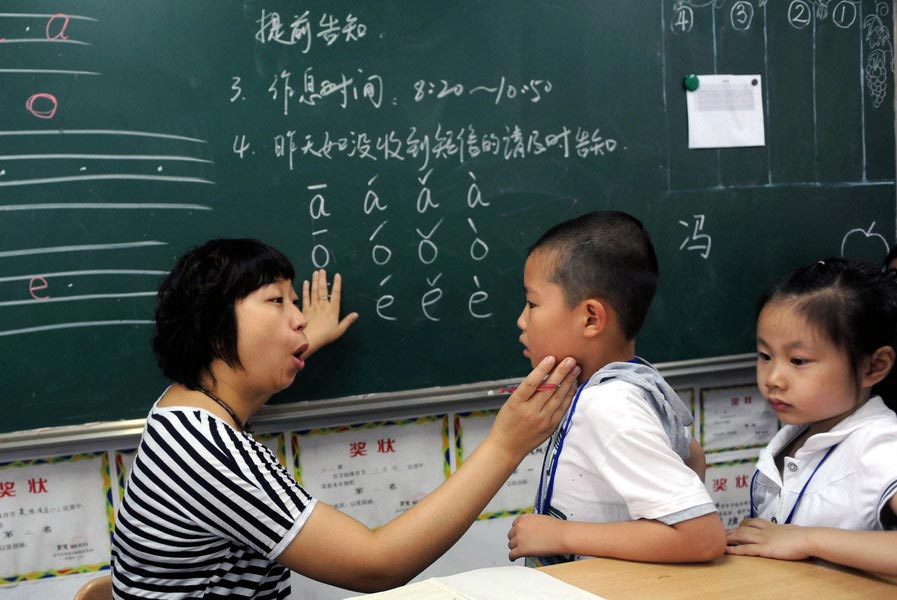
[1,1,894,433]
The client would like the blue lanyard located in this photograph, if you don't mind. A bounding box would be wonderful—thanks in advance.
[535,360,642,515]
[535,383,587,514]
[749,443,838,524]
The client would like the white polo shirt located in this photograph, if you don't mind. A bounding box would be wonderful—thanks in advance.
[752,396,897,530]
[528,377,716,567]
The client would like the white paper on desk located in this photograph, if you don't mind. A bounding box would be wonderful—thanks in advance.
[687,74,765,148]
[344,566,605,599]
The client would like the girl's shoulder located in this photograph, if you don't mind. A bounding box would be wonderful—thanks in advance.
[854,399,897,436]
[840,405,897,471]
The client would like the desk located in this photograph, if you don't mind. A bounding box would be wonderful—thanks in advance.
[540,555,897,599]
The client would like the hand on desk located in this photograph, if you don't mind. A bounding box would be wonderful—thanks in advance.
[727,517,897,576]
[726,518,810,561]
[301,269,359,359]
[508,513,564,561]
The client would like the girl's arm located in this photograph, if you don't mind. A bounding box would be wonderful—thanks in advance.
[726,496,897,575]
[275,356,580,592]
[507,512,726,563]
[300,269,359,358]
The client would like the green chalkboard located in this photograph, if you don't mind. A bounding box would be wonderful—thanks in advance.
[1,1,894,433]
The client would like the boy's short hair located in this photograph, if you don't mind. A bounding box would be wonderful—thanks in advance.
[153,238,295,389]
[529,211,659,340]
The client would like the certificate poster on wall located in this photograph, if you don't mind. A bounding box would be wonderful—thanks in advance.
[705,458,757,528]
[0,453,113,585]
[455,410,546,519]
[292,416,449,528]
[699,384,779,453]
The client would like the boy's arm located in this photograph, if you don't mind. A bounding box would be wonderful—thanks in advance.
[508,512,726,563]
[512,388,723,564]
[684,437,706,481]
[727,505,897,576]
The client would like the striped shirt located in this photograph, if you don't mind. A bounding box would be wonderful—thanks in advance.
[112,401,317,599]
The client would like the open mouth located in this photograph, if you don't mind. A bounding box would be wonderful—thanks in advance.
[292,344,309,369]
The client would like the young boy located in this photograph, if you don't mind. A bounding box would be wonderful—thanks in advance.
[507,211,727,566]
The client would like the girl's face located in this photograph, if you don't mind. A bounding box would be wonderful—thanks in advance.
[756,300,868,434]
[234,278,308,396]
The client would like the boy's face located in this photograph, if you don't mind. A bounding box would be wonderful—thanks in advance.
[517,249,582,368]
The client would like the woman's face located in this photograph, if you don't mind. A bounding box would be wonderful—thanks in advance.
[233,278,309,395]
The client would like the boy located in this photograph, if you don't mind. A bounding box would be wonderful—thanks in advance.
[507,211,727,566]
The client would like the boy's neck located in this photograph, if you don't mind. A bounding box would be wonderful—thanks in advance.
[579,340,637,382]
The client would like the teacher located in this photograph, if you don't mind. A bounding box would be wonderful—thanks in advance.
[111,238,578,599]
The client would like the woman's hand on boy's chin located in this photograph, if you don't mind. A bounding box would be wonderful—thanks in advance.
[491,356,579,460]
[301,269,359,359]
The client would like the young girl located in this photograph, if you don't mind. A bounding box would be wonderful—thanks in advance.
[726,257,897,575]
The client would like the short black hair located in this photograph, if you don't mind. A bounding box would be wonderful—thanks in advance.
[759,257,897,411]
[528,211,659,340]
[153,238,295,389]
[884,244,897,270]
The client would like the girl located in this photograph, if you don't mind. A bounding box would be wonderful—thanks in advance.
[726,257,897,575]
[111,238,579,598]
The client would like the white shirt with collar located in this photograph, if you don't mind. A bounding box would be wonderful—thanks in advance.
[752,396,897,530]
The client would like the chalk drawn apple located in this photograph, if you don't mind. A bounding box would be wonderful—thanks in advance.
[840,222,890,264]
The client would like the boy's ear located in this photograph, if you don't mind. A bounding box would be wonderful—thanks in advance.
[581,299,607,338]
[862,346,896,388]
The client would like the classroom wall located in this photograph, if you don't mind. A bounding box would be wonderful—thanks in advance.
[0,359,765,600]
[1,1,894,596]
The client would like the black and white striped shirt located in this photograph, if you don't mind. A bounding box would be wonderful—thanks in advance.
[112,401,316,599]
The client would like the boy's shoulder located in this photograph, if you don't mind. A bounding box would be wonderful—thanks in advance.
[577,377,666,427]
[578,360,693,456]
[585,358,671,397]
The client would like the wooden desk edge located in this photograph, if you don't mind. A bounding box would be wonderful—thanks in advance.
[539,554,897,599]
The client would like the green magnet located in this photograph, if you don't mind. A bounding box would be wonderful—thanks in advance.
[683,74,700,91]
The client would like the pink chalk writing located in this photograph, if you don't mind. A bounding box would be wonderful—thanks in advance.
[46,14,71,41]
[25,93,58,119]
[29,276,50,301]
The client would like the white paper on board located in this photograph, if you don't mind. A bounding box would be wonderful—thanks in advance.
[686,74,765,148]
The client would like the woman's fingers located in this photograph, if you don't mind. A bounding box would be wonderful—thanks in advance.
[318,270,329,300]
[512,357,577,401]
[330,273,343,304]
[302,278,311,309]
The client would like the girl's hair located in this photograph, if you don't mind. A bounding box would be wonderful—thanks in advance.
[884,245,897,273]
[153,238,295,389]
[758,257,897,411]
